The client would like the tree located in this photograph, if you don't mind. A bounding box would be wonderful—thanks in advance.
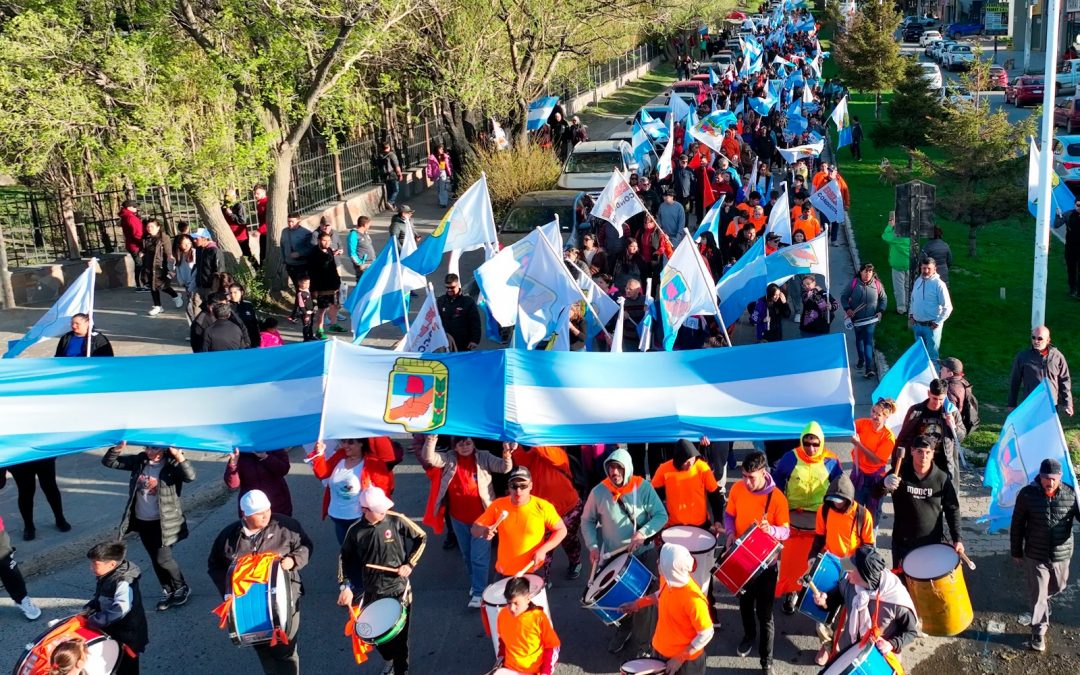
[914,59,1037,257]
[871,58,944,168]
[833,0,904,118]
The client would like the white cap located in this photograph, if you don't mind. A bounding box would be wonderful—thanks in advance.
[358,486,394,514]
[240,489,272,517]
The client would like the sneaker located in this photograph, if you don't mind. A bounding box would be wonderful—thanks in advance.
[22,527,35,541]
[782,592,798,615]
[135,286,151,293]
[865,370,877,379]
[737,636,754,657]
[442,536,458,551]
[170,584,191,607]
[155,589,174,612]
[467,595,482,609]
[328,324,346,333]
[19,597,41,621]
[316,329,327,340]
[608,628,632,653]
[566,562,582,580]
[55,519,71,533]
[1030,633,1046,652]
[855,359,864,370]
[148,306,163,316]
[381,663,394,675]
[173,295,184,309]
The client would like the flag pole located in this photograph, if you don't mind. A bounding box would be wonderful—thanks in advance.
[1033,0,1063,328]
[86,257,98,357]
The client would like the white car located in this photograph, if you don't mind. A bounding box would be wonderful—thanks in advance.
[943,44,974,71]
[919,30,942,47]
[942,84,973,106]
[556,140,645,198]
[919,62,943,91]
[923,37,942,56]
[931,40,955,63]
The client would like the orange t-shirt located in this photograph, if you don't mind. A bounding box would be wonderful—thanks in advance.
[814,503,875,558]
[514,447,579,515]
[652,459,719,526]
[476,496,562,575]
[725,481,790,538]
[792,215,821,242]
[852,418,896,475]
[652,578,712,660]
[749,215,766,233]
[497,606,560,673]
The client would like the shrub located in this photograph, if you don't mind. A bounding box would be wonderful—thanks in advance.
[459,143,562,223]
[233,263,274,313]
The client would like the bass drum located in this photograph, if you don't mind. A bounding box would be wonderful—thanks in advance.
[13,615,120,675]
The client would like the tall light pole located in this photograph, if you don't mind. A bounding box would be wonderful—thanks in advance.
[1033,0,1063,327]
[1023,0,1034,73]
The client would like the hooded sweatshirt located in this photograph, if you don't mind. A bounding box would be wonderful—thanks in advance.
[724,472,791,542]
[773,421,843,512]
[653,543,714,660]
[809,475,875,560]
[581,448,668,555]
[651,440,725,527]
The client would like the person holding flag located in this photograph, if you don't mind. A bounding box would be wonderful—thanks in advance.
[55,313,114,358]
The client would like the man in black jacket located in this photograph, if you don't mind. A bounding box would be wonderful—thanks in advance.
[208,489,313,675]
[227,283,261,348]
[202,304,248,352]
[437,274,481,350]
[893,378,964,481]
[192,229,224,313]
[337,487,426,675]
[1010,458,1079,652]
[55,313,114,357]
[85,541,148,675]
[1008,325,1073,416]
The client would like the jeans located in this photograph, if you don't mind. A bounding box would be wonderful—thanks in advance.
[331,516,356,545]
[739,564,778,668]
[130,517,186,592]
[853,322,876,368]
[891,269,909,313]
[451,517,491,598]
[912,322,943,366]
[384,178,400,207]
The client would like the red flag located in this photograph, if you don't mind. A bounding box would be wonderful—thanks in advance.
[702,176,717,211]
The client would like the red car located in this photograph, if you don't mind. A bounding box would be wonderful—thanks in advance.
[669,80,709,105]
[988,65,1008,90]
[1005,75,1044,106]
[1053,99,1080,133]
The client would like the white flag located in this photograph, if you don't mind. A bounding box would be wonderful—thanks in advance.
[659,236,721,350]
[610,297,626,353]
[474,221,561,327]
[808,178,846,223]
[395,289,449,353]
[777,140,825,164]
[513,235,587,349]
[763,185,791,244]
[398,218,428,292]
[5,259,97,358]
[590,170,645,228]
[657,120,676,180]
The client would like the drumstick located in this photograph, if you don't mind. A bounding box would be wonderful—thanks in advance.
[514,561,535,577]
[957,550,977,571]
[366,563,400,573]
[602,544,630,560]
[491,510,510,530]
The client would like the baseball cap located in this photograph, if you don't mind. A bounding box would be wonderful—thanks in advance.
[190,228,212,240]
[359,486,395,513]
[940,357,963,374]
[507,466,532,484]
[240,489,272,517]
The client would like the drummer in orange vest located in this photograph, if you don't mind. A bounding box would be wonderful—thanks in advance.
[723,451,790,673]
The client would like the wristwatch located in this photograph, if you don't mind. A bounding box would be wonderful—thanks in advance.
[339,582,351,591]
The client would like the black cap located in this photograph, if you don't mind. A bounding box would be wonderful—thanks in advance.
[1040,458,1064,476]
[508,466,532,483]
[911,435,934,450]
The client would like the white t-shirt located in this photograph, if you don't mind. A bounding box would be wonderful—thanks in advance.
[325,460,364,520]
[133,461,165,521]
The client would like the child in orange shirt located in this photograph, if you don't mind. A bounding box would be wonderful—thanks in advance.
[497,576,560,675]
[849,398,897,523]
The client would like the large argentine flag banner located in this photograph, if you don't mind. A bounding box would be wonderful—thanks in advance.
[0,335,855,462]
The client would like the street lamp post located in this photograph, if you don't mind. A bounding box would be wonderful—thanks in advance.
[1033,0,1063,327]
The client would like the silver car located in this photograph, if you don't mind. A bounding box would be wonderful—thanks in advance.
[556,140,644,199]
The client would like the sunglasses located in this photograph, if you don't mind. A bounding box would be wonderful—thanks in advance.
[509,483,531,491]
[803,441,821,447]
[1032,335,1047,341]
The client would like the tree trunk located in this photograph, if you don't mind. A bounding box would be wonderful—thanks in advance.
[440,101,479,167]
[874,92,882,119]
[187,186,242,271]
[514,98,530,147]
[264,143,297,293]
[968,224,978,257]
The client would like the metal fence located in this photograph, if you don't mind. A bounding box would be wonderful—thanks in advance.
[1,42,660,268]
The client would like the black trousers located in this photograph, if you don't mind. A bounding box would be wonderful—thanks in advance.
[116,651,140,675]
[626,444,671,479]
[150,285,178,307]
[239,238,258,267]
[739,564,778,668]
[8,459,65,529]
[1067,251,1080,293]
[375,607,411,675]
[129,517,186,592]
[0,532,28,603]
[253,611,300,675]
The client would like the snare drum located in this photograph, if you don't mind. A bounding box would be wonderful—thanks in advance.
[582,552,654,624]
[354,597,408,646]
[901,543,973,636]
[227,553,294,646]
[798,552,844,623]
[714,523,782,595]
[14,615,120,675]
[481,574,551,655]
[620,657,669,674]
[661,525,717,593]
[822,640,900,674]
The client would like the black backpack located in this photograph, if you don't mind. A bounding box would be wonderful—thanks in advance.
[960,379,980,434]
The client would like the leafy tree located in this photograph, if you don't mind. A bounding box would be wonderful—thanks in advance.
[871,58,943,167]
[914,57,1037,257]
[833,0,904,117]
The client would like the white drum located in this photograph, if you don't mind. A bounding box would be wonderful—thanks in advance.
[481,574,551,655]
[490,669,529,675]
[661,525,717,593]
[620,658,669,674]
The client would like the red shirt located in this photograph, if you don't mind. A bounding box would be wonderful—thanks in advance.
[447,453,485,523]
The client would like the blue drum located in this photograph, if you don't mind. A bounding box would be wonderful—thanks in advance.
[582,552,654,625]
[798,552,844,623]
[227,555,294,646]
[822,640,899,674]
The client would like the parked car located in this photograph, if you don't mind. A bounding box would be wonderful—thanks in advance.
[499,191,582,245]
[1056,58,1080,95]
[1053,99,1080,133]
[902,24,925,43]
[942,84,973,106]
[942,44,974,71]
[919,62,943,91]
[903,16,938,28]
[710,52,735,71]
[669,80,709,105]
[923,37,942,56]
[931,40,956,63]
[945,22,983,38]
[556,140,644,198]
[920,30,942,47]
[988,65,1008,90]
[1052,135,1080,186]
[1005,75,1045,106]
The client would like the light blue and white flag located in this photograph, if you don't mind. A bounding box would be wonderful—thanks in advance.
[659,236,722,350]
[631,120,653,168]
[694,196,726,242]
[5,259,96,359]
[709,68,721,86]
[610,298,626,353]
[514,235,587,349]
[474,221,561,327]
[830,95,852,148]
[683,108,698,155]
[669,91,693,126]
[981,381,1077,532]
[527,96,559,131]
[763,185,792,244]
[640,109,669,141]
[871,340,940,433]
[809,178,846,223]
[347,240,408,342]
[716,237,768,328]
[1028,137,1076,217]
[638,292,657,352]
[766,231,829,285]
[403,174,497,276]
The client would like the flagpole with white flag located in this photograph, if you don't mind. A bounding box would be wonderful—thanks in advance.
[611,297,625,353]
[4,258,97,359]
[1035,4,1063,327]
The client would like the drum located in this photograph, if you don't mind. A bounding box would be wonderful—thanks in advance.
[901,543,973,636]
[354,597,408,646]
[227,554,294,646]
[714,523,782,595]
[14,615,120,675]
[822,640,900,674]
[620,658,669,674]
[489,669,528,675]
[582,552,654,625]
[798,552,844,623]
[661,525,717,593]
[481,574,551,655]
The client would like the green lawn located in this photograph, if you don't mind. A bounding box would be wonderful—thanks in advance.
[580,64,677,120]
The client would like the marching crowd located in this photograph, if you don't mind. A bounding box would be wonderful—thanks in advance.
[3,3,1080,675]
